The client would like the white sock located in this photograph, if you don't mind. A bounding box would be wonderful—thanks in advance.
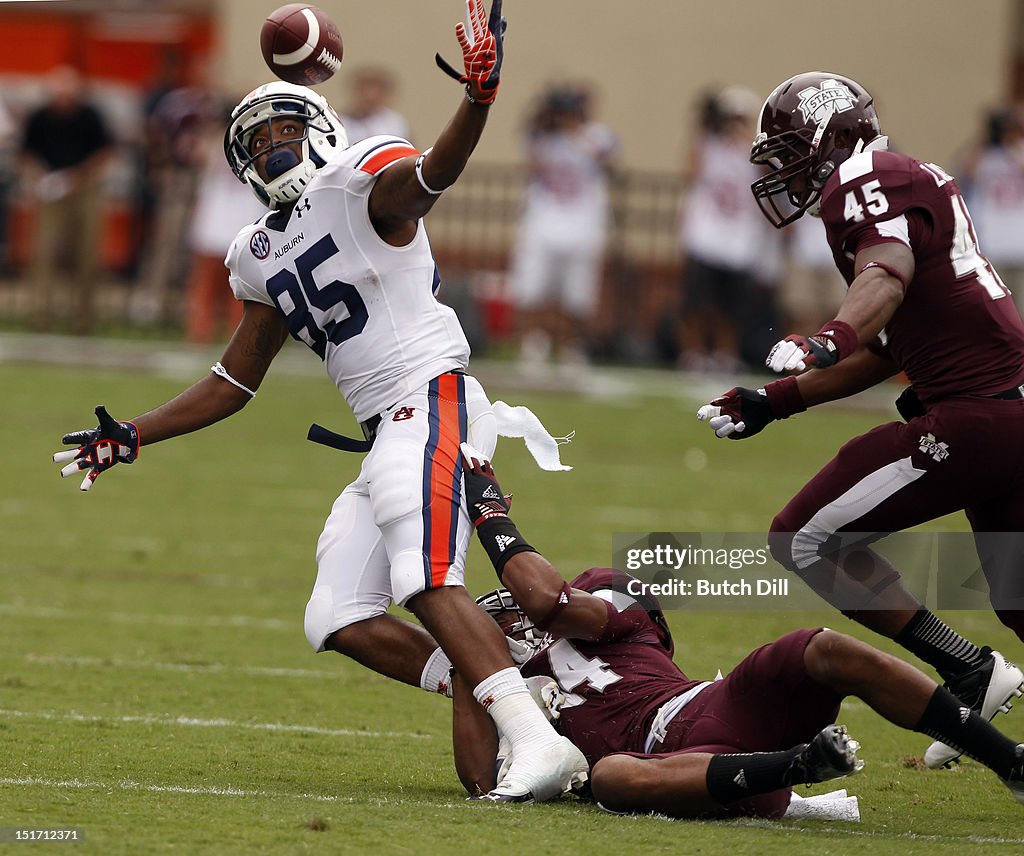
[473,667,560,752]
[419,647,453,697]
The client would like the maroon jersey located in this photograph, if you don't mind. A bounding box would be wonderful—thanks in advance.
[519,568,702,767]
[819,149,1024,403]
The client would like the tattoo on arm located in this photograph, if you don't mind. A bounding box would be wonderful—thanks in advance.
[242,316,280,368]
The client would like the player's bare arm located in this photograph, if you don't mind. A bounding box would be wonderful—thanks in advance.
[132,302,289,443]
[833,241,913,344]
[793,344,900,408]
[368,0,505,242]
[499,551,611,642]
[460,444,610,641]
[54,302,288,489]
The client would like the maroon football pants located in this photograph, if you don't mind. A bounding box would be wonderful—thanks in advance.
[769,396,1024,639]
[623,628,839,818]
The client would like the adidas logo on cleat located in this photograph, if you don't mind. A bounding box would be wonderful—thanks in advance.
[733,770,748,790]
[495,534,517,552]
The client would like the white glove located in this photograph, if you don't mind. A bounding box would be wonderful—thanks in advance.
[506,636,534,665]
[696,404,746,438]
[524,675,567,721]
[766,338,808,373]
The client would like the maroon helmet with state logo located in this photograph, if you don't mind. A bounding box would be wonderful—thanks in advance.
[750,71,883,227]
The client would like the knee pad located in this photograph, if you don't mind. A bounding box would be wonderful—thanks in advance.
[365,440,423,529]
[304,586,336,652]
[391,548,435,608]
[767,518,800,572]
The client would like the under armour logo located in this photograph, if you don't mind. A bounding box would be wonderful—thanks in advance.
[482,485,502,500]
[294,197,312,218]
[733,769,748,790]
[495,534,517,552]
[392,407,416,422]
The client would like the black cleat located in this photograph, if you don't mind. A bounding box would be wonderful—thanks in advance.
[790,724,864,784]
[926,649,1024,769]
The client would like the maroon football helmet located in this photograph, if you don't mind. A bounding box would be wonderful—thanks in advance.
[750,71,882,227]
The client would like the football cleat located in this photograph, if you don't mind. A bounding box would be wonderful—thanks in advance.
[1003,744,1024,807]
[472,736,589,804]
[791,724,864,784]
[925,649,1024,769]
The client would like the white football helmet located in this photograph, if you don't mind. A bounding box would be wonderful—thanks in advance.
[476,588,548,652]
[224,81,348,208]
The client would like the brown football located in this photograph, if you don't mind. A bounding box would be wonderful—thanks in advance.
[259,4,343,86]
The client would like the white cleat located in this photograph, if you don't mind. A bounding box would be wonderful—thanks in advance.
[473,736,589,804]
[925,649,1024,769]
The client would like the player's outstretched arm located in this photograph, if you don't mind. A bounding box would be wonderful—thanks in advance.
[368,0,505,229]
[765,242,912,374]
[460,444,609,641]
[697,346,899,440]
[53,302,289,490]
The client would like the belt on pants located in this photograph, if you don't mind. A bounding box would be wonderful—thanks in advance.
[306,370,467,453]
[988,382,1024,400]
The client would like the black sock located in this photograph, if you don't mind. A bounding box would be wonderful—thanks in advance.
[894,609,984,681]
[705,746,805,804]
[914,686,1019,778]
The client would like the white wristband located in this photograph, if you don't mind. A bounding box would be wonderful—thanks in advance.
[211,362,256,398]
[414,148,447,195]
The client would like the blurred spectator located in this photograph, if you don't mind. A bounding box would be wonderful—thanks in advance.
[183,98,267,344]
[131,72,215,326]
[676,85,774,372]
[339,67,411,143]
[509,84,618,371]
[958,107,1024,317]
[20,66,112,333]
[129,48,188,278]
[779,214,847,333]
[0,94,16,275]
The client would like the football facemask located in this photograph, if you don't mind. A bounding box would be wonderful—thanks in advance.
[224,81,348,208]
[476,587,547,651]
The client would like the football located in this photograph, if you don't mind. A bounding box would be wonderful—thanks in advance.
[259,4,343,86]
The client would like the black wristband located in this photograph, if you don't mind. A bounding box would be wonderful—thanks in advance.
[476,516,537,579]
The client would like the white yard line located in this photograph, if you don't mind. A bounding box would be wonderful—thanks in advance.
[0,708,432,740]
[4,774,1021,844]
[24,653,328,680]
[0,775,342,803]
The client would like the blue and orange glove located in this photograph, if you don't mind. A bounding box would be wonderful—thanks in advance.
[53,405,139,491]
[435,0,506,104]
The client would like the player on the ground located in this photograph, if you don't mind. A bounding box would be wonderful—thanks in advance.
[695,72,1024,768]
[453,445,1024,816]
[51,0,586,803]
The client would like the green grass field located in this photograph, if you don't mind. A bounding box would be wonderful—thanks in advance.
[2,344,1022,854]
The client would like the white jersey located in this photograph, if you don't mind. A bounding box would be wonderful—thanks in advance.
[680,133,770,272]
[225,136,471,422]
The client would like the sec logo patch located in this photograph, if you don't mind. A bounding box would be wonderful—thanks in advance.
[250,230,271,259]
